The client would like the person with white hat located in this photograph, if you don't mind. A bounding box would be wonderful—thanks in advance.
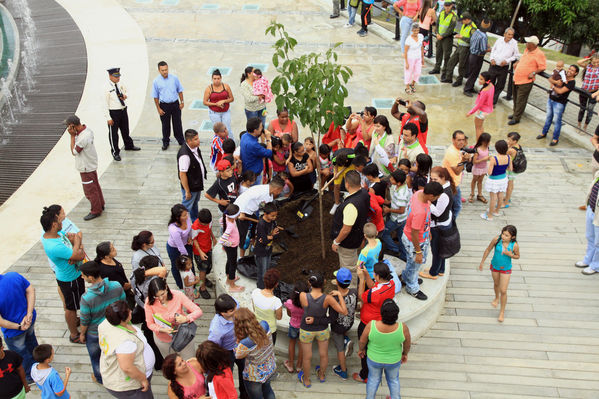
[105,67,140,161]
[508,36,546,126]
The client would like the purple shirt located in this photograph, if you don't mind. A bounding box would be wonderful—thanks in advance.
[167,216,192,254]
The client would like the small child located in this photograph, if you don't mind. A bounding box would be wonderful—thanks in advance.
[330,268,358,381]
[239,170,256,195]
[481,140,512,221]
[363,163,388,199]
[318,144,332,189]
[191,208,217,299]
[251,268,283,345]
[205,160,239,214]
[304,137,319,186]
[252,69,274,103]
[478,225,519,322]
[551,60,566,83]
[382,169,410,261]
[505,132,523,207]
[254,202,281,288]
[357,222,383,279]
[176,255,199,300]
[368,190,385,240]
[470,132,491,204]
[210,122,229,171]
[271,136,287,175]
[220,204,244,292]
[412,153,432,193]
[397,158,412,188]
[222,138,241,174]
[277,171,294,200]
[31,344,71,398]
[284,280,309,373]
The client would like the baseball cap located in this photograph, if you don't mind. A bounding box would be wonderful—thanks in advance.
[460,12,472,20]
[524,36,539,45]
[444,1,453,5]
[216,159,232,171]
[333,268,352,284]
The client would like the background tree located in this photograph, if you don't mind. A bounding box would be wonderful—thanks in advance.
[265,21,353,259]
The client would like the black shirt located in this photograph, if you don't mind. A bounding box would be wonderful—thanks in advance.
[0,350,23,398]
[207,176,239,212]
[289,153,313,193]
[549,80,575,104]
[370,181,388,200]
[98,260,129,288]
[412,174,428,193]
[254,218,276,257]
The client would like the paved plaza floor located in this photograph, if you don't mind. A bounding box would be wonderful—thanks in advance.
[6,0,599,397]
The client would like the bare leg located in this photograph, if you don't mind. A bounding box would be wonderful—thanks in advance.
[337,351,347,372]
[334,184,341,205]
[488,192,497,218]
[470,175,476,198]
[496,192,505,214]
[288,338,295,366]
[316,339,329,380]
[491,271,500,308]
[199,270,207,291]
[297,342,303,370]
[474,117,484,140]
[498,273,511,322]
[476,175,484,196]
[65,309,79,338]
[301,342,313,386]
[505,180,514,204]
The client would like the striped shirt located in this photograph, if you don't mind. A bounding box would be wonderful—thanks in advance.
[210,135,224,171]
[80,278,125,335]
[469,29,488,55]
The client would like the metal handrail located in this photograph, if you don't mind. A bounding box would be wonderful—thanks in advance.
[369,1,401,41]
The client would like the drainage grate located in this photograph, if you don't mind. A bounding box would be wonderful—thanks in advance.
[189,100,208,110]
[207,66,231,76]
[418,75,440,85]
[248,63,268,72]
[371,98,394,109]
[201,4,219,9]
[242,4,260,10]
[160,0,178,4]
[136,0,152,3]
[199,120,214,131]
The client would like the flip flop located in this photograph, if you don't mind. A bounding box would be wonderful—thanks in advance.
[69,335,84,344]
[468,194,475,203]
[315,366,326,383]
[298,371,311,388]
[284,360,294,373]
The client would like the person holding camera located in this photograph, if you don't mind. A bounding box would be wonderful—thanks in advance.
[104,68,140,162]
[391,98,429,153]
[441,130,472,220]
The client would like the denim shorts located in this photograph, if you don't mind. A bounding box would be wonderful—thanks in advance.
[288,326,300,340]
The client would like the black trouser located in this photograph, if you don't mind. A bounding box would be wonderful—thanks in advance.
[579,92,598,125]
[159,101,184,146]
[464,54,485,93]
[108,108,134,156]
[228,350,249,399]
[224,245,238,280]
[358,321,369,380]
[360,1,372,31]
[488,64,509,104]
[141,320,164,371]
[419,28,433,58]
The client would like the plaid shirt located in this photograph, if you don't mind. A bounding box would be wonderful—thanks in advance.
[582,65,599,92]
[469,30,488,55]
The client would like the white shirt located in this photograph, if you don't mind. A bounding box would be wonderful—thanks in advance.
[430,182,452,227]
[115,325,155,378]
[178,144,206,177]
[104,79,127,120]
[405,34,424,60]
[234,184,273,215]
[73,127,98,172]
[490,38,520,66]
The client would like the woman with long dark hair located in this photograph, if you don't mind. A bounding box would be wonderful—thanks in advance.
[131,230,165,270]
[95,241,134,306]
[287,141,314,195]
[162,353,205,399]
[240,66,266,126]
[166,204,193,289]
[418,0,436,58]
[466,71,495,140]
[204,68,235,143]
[196,340,238,398]
[411,153,432,193]
[370,115,396,176]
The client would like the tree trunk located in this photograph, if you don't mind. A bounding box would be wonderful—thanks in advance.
[314,131,326,260]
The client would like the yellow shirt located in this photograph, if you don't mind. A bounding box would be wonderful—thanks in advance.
[442,145,462,186]
[334,164,356,185]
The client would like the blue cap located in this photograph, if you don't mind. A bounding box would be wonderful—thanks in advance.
[334,267,352,284]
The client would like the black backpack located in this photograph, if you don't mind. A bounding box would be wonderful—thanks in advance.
[512,146,527,174]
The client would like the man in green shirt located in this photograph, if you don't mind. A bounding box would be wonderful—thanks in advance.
[430,1,457,77]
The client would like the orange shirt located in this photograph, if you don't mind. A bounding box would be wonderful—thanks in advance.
[513,48,547,85]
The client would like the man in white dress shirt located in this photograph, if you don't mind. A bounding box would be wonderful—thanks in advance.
[487,28,520,104]
[105,68,140,161]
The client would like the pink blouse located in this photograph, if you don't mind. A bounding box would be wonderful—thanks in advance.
[468,87,495,115]
[145,290,203,343]
[395,0,420,18]
[220,218,240,247]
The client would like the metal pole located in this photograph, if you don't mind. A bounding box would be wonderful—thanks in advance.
[510,0,522,28]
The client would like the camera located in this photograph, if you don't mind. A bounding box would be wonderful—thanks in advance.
[397,99,407,106]
[357,111,364,116]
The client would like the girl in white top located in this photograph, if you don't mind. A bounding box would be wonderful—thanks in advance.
[404,23,425,94]
[251,269,283,344]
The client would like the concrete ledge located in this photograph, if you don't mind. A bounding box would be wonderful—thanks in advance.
[213,244,449,355]
[0,2,20,110]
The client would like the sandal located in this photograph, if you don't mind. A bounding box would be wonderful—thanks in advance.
[69,335,83,344]
[410,85,416,93]
[298,371,311,388]
[476,195,488,204]
[315,366,326,383]
[468,194,474,203]
[405,87,411,94]
[480,212,493,221]
[284,360,294,373]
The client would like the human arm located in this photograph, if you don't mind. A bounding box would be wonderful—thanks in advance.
[357,321,372,358]
[472,151,490,164]
[291,121,299,143]
[383,204,406,215]
[116,353,150,391]
[275,301,283,320]
[326,291,348,315]
[145,267,167,278]
[105,87,113,124]
[53,367,71,396]
[332,224,352,252]
[479,236,499,270]
[68,233,85,263]
[240,81,261,106]
[153,97,165,116]
[577,58,591,68]
[21,283,35,328]
[430,193,450,217]
[592,133,599,151]
[167,383,179,399]
[168,224,189,255]
[177,77,184,110]
[551,80,574,95]
[410,228,423,264]
[179,292,204,322]
[503,242,520,259]
[401,323,411,363]
[179,170,192,200]
[487,155,496,176]
[224,83,234,104]
[287,157,313,177]
[442,14,457,38]
[391,99,403,121]
[17,365,30,393]
[203,86,214,107]
[205,182,230,207]
[145,301,174,335]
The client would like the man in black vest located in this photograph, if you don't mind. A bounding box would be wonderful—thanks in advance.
[331,170,370,269]
[177,129,207,221]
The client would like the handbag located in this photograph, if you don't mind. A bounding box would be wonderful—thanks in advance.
[438,221,461,259]
[170,320,197,352]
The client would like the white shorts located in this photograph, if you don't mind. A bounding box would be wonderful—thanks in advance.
[475,110,489,120]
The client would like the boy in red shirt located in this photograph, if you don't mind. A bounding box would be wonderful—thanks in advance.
[191,208,217,299]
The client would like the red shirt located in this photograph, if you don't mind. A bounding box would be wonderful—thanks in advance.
[400,113,428,154]
[360,280,396,324]
[368,191,385,232]
[322,122,341,152]
[209,367,238,399]
[191,220,213,255]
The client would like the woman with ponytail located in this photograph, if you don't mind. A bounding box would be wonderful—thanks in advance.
[162,353,206,399]
[466,71,495,140]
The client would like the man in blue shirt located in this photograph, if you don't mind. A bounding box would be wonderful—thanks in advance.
[464,19,491,96]
[152,61,185,150]
[240,117,273,185]
[0,272,38,382]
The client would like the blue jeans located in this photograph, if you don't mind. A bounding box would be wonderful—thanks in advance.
[255,253,272,289]
[244,375,275,399]
[429,224,451,276]
[366,357,401,399]
[181,188,200,222]
[399,16,413,53]
[381,218,407,261]
[86,333,103,384]
[209,109,235,145]
[452,186,462,221]
[166,243,194,289]
[542,98,566,140]
[244,108,266,128]
[4,323,38,379]
[348,5,357,25]
[401,234,429,294]
[584,206,599,272]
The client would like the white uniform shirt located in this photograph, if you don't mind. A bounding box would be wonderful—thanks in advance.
[234,184,273,215]
[104,80,127,120]
[73,127,98,172]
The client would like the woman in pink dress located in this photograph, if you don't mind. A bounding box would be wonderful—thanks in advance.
[466,71,495,140]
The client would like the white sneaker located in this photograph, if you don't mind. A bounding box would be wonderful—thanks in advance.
[343,23,353,28]
[582,266,598,275]
[575,261,588,268]
[330,203,339,215]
